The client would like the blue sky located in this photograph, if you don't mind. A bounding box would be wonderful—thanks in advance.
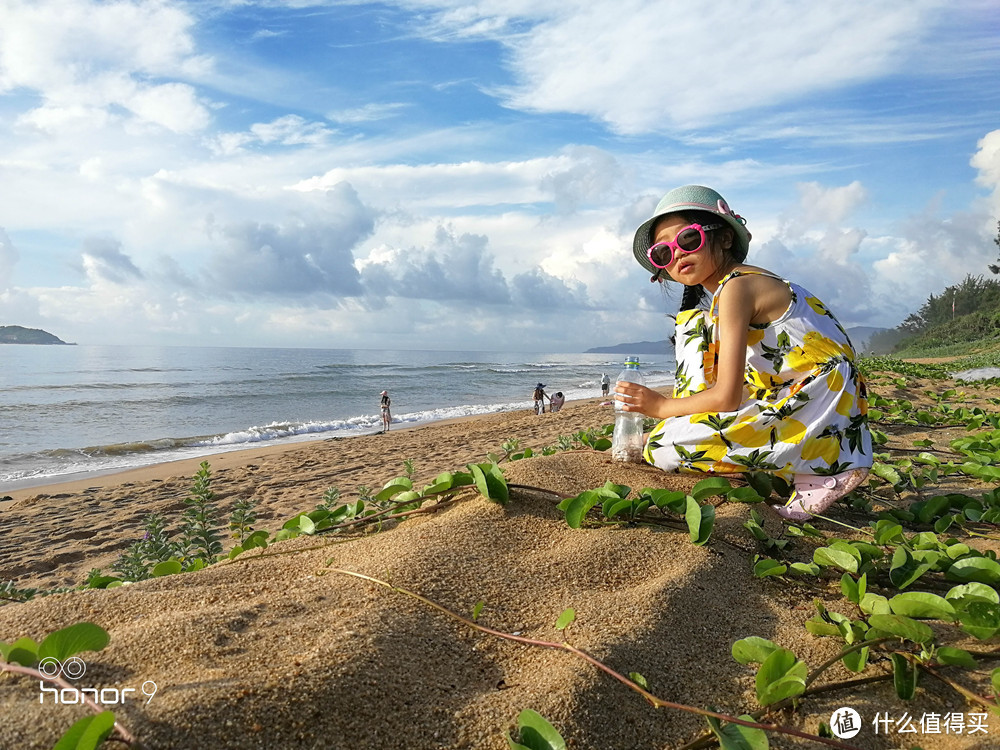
[1,0,999,352]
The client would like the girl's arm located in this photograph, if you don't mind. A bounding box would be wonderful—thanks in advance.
[615,277,757,419]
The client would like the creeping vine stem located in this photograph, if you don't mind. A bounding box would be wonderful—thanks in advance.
[326,567,862,750]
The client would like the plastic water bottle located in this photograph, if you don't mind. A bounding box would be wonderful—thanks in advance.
[611,356,645,462]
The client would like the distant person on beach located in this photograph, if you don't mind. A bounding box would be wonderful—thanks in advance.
[380,390,391,432]
[600,373,610,396]
[617,184,872,521]
[549,392,565,412]
[532,383,549,415]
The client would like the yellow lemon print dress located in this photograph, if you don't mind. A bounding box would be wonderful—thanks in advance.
[643,270,872,481]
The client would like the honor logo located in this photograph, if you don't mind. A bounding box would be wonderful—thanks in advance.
[38,657,157,706]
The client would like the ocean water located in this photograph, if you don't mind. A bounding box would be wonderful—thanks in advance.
[0,345,674,491]
[953,367,1000,381]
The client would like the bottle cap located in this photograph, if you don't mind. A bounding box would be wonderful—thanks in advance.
[624,356,639,366]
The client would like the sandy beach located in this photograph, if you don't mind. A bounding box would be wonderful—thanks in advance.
[2,383,999,749]
[0,398,623,589]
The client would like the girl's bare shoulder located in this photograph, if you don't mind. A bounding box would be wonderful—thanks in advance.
[724,265,788,290]
[722,266,792,322]
[735,263,781,279]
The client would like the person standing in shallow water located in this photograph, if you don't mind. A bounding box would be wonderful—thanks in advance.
[615,184,873,521]
[601,373,611,397]
[532,383,549,415]
[380,390,391,432]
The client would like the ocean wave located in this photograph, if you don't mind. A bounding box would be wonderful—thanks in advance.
[195,418,378,447]
[2,381,186,393]
[953,367,1000,381]
[0,346,677,491]
[315,362,411,371]
[197,401,538,447]
[80,438,196,456]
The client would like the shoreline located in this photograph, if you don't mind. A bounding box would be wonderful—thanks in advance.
[0,394,624,593]
[0,393,615,503]
[0,408,504,497]
[0,376,637,497]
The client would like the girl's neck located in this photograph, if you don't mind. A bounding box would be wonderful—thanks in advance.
[700,260,742,294]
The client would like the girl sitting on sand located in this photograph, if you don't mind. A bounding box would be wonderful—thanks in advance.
[615,185,872,521]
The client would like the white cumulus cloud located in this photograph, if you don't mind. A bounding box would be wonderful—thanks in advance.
[403,0,941,133]
[972,129,1000,214]
[0,0,213,134]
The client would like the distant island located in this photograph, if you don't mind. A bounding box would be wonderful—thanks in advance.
[586,340,669,355]
[587,326,887,356]
[0,325,74,345]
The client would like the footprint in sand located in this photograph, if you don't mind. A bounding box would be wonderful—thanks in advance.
[58,529,98,541]
[25,550,86,574]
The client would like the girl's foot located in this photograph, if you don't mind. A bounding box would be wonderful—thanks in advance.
[770,468,870,522]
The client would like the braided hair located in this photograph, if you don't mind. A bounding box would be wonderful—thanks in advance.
[679,283,707,312]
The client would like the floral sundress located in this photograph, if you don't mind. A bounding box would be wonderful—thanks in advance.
[643,270,872,481]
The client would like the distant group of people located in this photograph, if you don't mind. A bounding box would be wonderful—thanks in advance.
[383,370,614,427]
[532,372,618,415]
[531,383,564,415]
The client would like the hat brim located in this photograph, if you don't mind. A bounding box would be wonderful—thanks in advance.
[632,205,750,277]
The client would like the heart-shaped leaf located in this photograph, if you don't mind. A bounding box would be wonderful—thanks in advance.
[888,592,956,620]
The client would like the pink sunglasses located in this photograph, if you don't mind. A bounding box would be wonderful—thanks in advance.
[647,223,722,269]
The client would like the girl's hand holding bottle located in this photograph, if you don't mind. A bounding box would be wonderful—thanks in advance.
[614,381,669,419]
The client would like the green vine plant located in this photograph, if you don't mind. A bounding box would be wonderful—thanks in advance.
[556,477,767,547]
[507,709,566,750]
[0,622,142,750]
[0,578,74,605]
[275,461,509,541]
[740,517,1000,719]
[62,459,515,593]
[490,421,663,465]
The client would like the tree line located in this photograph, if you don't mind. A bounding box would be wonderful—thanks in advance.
[866,221,1000,354]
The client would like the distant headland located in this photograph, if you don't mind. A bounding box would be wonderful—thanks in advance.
[585,340,669,355]
[587,326,887,356]
[0,325,74,345]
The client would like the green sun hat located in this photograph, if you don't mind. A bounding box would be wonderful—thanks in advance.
[632,185,752,276]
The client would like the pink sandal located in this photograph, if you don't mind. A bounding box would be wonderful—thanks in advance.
[771,468,870,522]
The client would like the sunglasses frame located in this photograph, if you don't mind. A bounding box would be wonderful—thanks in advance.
[647,222,723,270]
